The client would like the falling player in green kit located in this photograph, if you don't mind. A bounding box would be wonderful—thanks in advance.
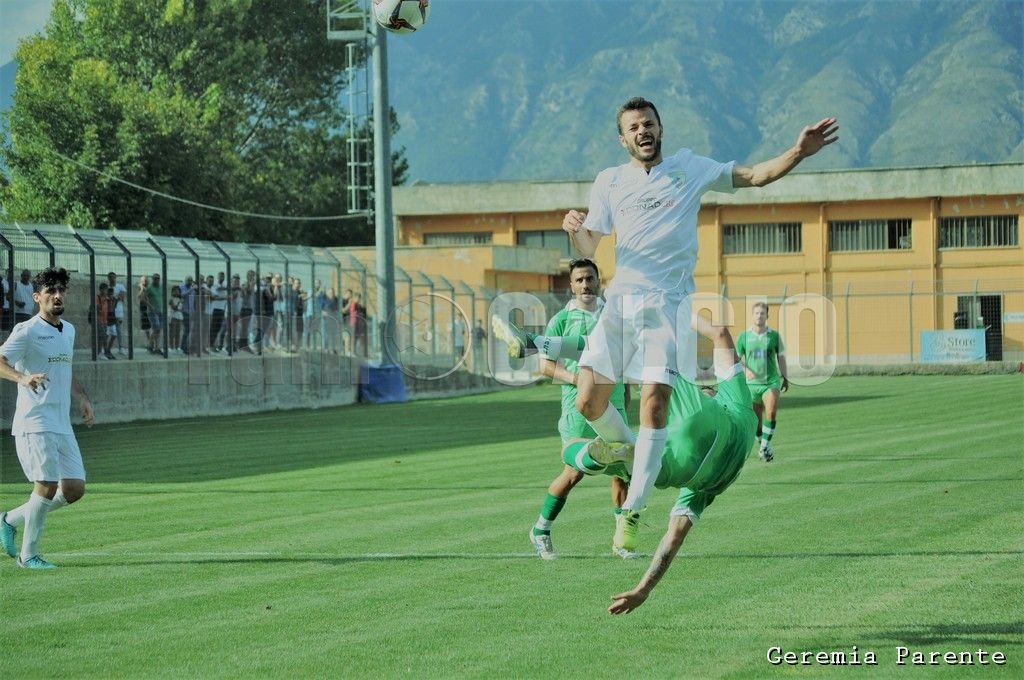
[735,302,789,461]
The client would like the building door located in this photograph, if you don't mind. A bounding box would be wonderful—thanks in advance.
[956,295,1003,360]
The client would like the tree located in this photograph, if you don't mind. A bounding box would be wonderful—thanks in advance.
[0,0,405,246]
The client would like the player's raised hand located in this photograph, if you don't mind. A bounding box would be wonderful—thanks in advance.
[796,118,839,158]
[562,209,587,234]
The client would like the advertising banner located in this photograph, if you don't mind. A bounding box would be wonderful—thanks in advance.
[920,330,986,363]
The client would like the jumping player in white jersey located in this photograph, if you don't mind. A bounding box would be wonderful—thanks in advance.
[563,97,837,550]
[0,267,96,569]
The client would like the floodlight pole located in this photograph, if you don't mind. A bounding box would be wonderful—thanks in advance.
[372,20,397,364]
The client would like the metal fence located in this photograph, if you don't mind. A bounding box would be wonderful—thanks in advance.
[0,224,501,376]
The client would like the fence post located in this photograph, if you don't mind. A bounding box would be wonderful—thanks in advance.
[844,282,851,365]
[908,281,914,362]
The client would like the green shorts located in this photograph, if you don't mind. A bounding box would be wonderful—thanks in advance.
[748,380,782,405]
[558,407,628,444]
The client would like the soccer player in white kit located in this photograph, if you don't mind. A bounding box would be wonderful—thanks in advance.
[563,97,838,552]
[0,267,96,569]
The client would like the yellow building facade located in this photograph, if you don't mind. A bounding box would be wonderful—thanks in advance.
[354,163,1022,364]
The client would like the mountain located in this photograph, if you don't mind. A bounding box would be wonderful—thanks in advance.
[385,0,1024,183]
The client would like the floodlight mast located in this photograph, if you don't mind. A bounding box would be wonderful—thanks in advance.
[327,0,398,362]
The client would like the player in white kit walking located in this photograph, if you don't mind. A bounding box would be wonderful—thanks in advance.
[0,267,96,569]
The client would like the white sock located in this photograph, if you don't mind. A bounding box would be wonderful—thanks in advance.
[622,427,668,511]
[534,334,563,360]
[588,403,635,444]
[21,493,54,559]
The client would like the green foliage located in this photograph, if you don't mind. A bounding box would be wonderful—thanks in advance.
[2,375,1022,678]
[0,0,404,246]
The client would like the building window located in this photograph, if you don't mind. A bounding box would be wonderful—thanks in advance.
[939,215,1019,248]
[423,232,493,246]
[516,229,573,258]
[722,222,801,255]
[828,218,912,251]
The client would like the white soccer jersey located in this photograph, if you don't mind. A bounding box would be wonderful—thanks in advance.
[1,316,77,435]
[582,148,736,294]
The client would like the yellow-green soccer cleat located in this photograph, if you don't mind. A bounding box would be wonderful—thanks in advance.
[586,439,634,466]
[491,315,535,360]
[613,509,642,554]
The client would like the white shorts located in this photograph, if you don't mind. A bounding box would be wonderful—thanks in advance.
[14,432,86,482]
[579,290,696,386]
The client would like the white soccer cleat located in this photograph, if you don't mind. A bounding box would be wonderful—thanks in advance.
[529,531,557,560]
[758,443,774,462]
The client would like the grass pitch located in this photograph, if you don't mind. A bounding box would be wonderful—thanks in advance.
[1,374,1022,678]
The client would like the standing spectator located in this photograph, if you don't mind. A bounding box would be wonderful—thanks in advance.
[145,274,166,356]
[1,268,10,333]
[472,319,487,372]
[453,317,466,362]
[291,278,306,352]
[226,274,243,352]
[209,272,227,352]
[340,288,353,354]
[94,282,111,354]
[137,275,151,349]
[168,286,184,352]
[302,279,322,350]
[348,292,368,357]
[177,276,193,353]
[13,269,36,325]
[322,287,341,354]
[106,272,127,354]
[0,267,96,569]
[236,271,256,352]
[102,284,118,360]
[270,273,286,351]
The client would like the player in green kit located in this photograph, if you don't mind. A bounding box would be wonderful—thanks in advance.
[495,258,632,560]
[494,314,757,613]
[735,301,789,461]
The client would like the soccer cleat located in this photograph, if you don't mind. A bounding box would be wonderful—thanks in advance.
[612,544,638,560]
[758,443,774,462]
[491,315,535,359]
[17,555,57,570]
[586,439,634,466]
[0,512,16,558]
[529,531,557,560]
[614,509,642,553]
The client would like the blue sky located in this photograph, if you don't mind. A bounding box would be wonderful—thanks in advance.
[0,0,53,65]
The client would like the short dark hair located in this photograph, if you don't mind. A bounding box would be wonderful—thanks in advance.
[568,257,599,278]
[32,267,70,292]
[617,97,661,134]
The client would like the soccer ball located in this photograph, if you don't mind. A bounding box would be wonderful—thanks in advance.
[373,0,430,34]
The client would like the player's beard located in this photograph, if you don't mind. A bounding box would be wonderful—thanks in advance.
[628,135,662,163]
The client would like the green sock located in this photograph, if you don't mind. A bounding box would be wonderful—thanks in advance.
[533,494,567,535]
[562,441,605,474]
[762,419,776,445]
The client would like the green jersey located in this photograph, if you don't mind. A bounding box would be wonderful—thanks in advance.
[736,327,784,386]
[543,301,625,415]
[654,372,758,518]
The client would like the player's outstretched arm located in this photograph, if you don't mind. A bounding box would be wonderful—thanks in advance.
[609,515,693,615]
[732,118,839,188]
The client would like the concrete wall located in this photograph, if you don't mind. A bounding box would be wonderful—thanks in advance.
[0,354,512,431]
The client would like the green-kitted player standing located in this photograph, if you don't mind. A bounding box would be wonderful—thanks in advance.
[735,301,789,461]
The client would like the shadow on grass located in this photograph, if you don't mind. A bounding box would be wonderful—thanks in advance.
[881,621,1024,647]
[1,392,562,485]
